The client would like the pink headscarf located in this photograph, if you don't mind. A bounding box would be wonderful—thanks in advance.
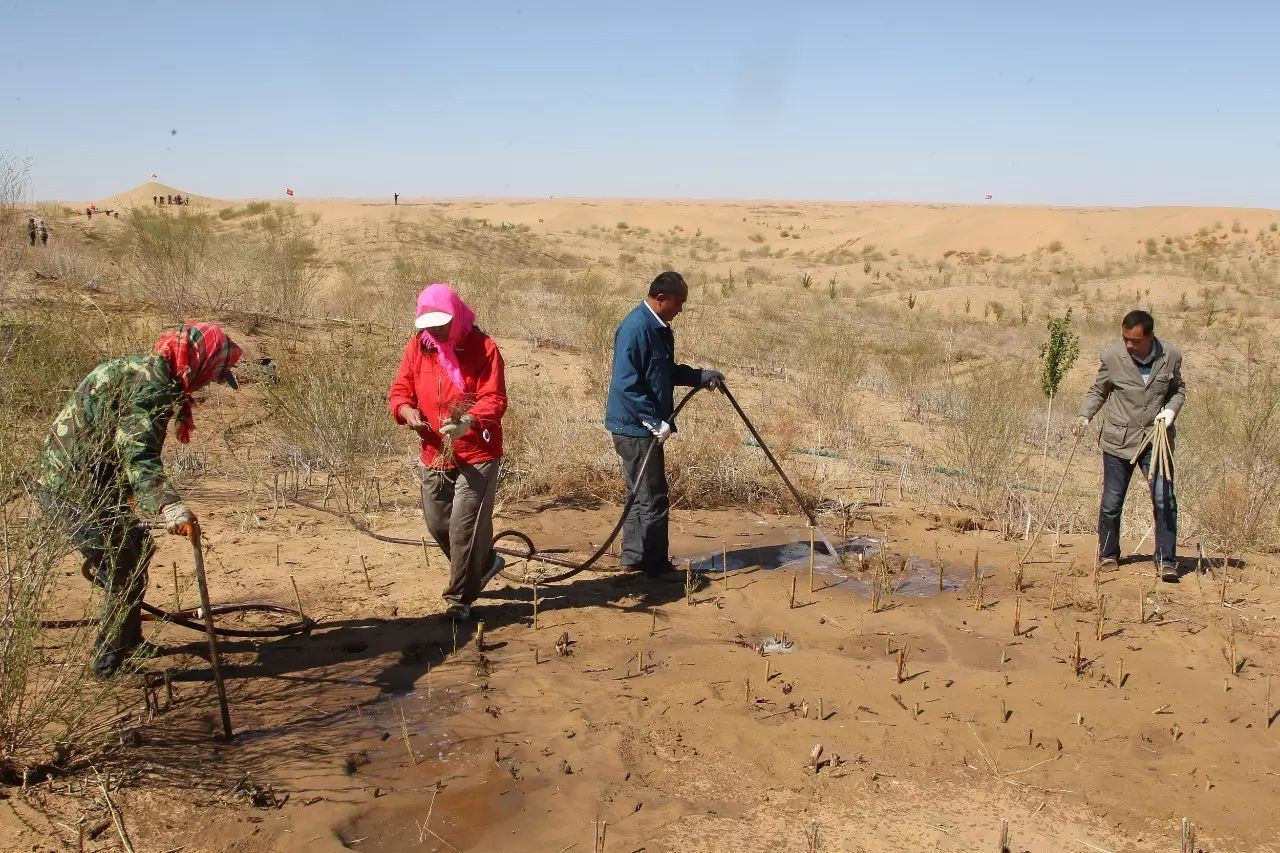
[416,283,477,391]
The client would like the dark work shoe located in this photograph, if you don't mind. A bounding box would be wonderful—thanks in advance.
[1097,557,1119,572]
[444,602,471,620]
[1158,562,1179,583]
[93,649,126,679]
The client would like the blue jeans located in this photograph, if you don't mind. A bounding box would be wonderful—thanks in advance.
[1098,447,1177,566]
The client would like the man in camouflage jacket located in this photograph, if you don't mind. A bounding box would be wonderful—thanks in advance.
[38,323,242,676]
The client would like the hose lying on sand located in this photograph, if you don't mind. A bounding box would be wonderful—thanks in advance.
[296,381,838,585]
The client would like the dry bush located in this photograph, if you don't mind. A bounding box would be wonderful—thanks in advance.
[940,360,1037,519]
[1178,366,1280,552]
[266,332,399,479]
[121,209,320,321]
[500,377,810,512]
[0,299,166,778]
[0,479,149,781]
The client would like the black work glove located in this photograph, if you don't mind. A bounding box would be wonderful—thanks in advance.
[696,369,725,391]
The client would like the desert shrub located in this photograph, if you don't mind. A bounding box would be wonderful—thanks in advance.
[940,360,1036,518]
[266,333,398,478]
[0,464,152,782]
[1179,366,1280,552]
[244,201,271,216]
[121,208,320,322]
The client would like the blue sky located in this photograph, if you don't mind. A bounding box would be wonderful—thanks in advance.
[4,1,1278,206]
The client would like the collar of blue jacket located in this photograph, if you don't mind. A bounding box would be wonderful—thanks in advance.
[604,303,700,437]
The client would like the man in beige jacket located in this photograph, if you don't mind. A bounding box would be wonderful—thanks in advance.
[1073,310,1186,581]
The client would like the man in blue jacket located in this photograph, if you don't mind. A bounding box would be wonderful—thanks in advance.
[605,271,724,578]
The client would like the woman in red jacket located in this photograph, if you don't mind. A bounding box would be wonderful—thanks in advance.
[388,283,508,620]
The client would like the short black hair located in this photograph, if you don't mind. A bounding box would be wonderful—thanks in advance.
[1122,309,1154,335]
[648,271,688,299]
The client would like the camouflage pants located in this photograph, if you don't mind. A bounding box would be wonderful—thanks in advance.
[39,493,154,667]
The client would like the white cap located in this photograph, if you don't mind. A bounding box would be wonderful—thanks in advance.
[414,311,453,329]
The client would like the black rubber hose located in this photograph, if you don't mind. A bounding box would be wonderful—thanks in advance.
[295,379,829,584]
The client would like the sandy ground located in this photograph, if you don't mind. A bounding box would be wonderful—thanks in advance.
[6,442,1280,852]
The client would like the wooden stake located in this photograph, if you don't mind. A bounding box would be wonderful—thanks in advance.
[290,575,306,625]
[1001,698,1008,723]
[275,543,280,567]
[421,537,431,570]
[1180,817,1195,853]
[172,562,181,613]
[972,548,979,583]
[475,620,486,653]
[1117,658,1125,687]
[999,819,1009,853]
[1073,632,1082,677]
[933,540,942,588]
[808,526,815,594]
[650,607,657,636]
[534,648,540,666]
[764,659,771,683]
[745,678,751,706]
[1049,571,1057,612]
[896,646,907,683]
[399,707,416,765]
[532,581,539,629]
[789,573,797,609]
[359,555,372,591]
[1267,675,1272,729]
[974,571,984,611]
[1138,590,1145,624]
[162,669,173,708]
[1013,596,1022,636]
[817,697,824,721]
[1095,594,1107,642]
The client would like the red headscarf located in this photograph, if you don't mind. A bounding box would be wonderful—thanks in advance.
[154,322,243,443]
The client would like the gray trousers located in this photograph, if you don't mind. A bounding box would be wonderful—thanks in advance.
[420,460,500,605]
[612,434,670,572]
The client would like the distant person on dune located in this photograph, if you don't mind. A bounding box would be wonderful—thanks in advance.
[604,271,725,580]
[1073,309,1186,582]
[388,284,508,621]
[37,323,243,676]
[37,218,48,245]
[86,207,92,218]
[394,193,399,205]
[26,216,36,246]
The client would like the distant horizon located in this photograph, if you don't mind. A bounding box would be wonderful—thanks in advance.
[6,3,1278,209]
[62,181,1280,213]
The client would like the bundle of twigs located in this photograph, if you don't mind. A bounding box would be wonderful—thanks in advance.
[1133,418,1173,483]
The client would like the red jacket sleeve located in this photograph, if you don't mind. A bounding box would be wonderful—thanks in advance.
[466,335,507,430]
[387,336,419,423]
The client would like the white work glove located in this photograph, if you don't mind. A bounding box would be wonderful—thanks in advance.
[1071,416,1090,438]
[162,502,195,536]
[1154,409,1176,428]
[646,420,673,445]
[439,415,473,439]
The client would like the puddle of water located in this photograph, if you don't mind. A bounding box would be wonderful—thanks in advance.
[687,535,979,599]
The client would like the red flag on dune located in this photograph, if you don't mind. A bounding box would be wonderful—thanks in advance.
[285,188,295,197]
